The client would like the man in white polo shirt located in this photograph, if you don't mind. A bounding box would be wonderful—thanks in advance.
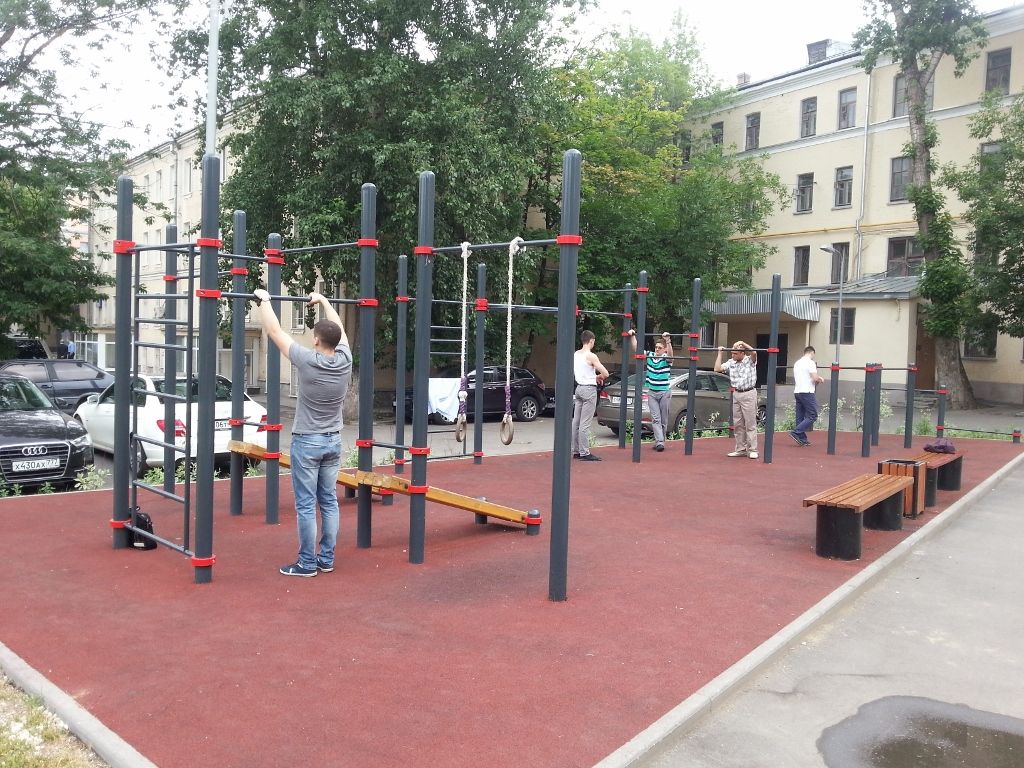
[790,345,824,447]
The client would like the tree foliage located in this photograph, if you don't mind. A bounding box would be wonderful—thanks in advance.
[943,92,1024,339]
[0,0,156,347]
[853,0,987,407]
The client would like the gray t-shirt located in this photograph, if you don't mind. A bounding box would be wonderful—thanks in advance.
[288,343,353,434]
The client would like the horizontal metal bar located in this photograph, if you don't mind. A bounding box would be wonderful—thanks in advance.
[577,288,634,294]
[222,252,267,263]
[135,434,187,452]
[131,388,188,403]
[430,352,463,357]
[578,309,628,317]
[369,440,413,452]
[430,325,462,330]
[135,318,189,327]
[943,426,1017,436]
[432,238,557,255]
[135,294,192,301]
[429,338,461,344]
[130,242,197,253]
[132,481,187,504]
[280,241,359,255]
[122,521,192,554]
[135,341,189,352]
[221,292,362,305]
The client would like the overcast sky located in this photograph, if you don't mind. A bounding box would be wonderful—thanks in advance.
[70,0,1020,154]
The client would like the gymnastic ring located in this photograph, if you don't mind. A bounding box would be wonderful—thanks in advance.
[500,414,514,445]
[455,414,467,443]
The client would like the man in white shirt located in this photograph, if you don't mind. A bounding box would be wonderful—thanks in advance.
[572,330,610,462]
[790,345,824,447]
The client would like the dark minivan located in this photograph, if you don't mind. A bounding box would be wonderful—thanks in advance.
[0,359,114,414]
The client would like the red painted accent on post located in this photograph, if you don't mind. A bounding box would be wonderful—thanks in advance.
[555,235,583,246]
[263,423,283,432]
[414,246,434,255]
[473,451,484,458]
[909,366,918,372]
[355,439,374,449]
[634,354,646,360]
[831,364,841,371]
[164,275,178,282]
[409,446,430,456]
[109,519,127,528]
[230,267,248,276]
[408,485,429,494]
[196,237,222,248]
[524,515,543,526]
[396,296,410,303]
[936,389,949,395]
[357,238,379,248]
[394,458,407,466]
[621,332,631,337]
[575,305,580,317]
[266,256,285,265]
[623,312,633,319]
[113,240,135,254]
[690,356,699,362]
[191,555,217,567]
[263,248,282,257]
[263,452,281,460]
[688,347,698,353]
[196,288,222,299]
[359,298,379,307]
[767,347,780,353]
[936,425,945,432]
[636,286,649,293]
[229,418,244,427]
[689,333,700,339]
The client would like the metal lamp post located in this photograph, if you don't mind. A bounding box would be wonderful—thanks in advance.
[820,245,845,365]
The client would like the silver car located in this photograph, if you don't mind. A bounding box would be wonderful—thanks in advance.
[595,370,767,436]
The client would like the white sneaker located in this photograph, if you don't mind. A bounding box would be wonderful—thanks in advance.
[727,450,746,457]
[748,451,759,459]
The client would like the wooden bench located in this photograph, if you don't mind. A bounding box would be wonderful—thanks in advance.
[904,450,964,506]
[803,473,915,560]
[877,459,927,518]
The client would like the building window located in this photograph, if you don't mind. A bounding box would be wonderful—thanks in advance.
[711,122,723,145]
[182,160,193,194]
[838,87,857,129]
[291,301,308,330]
[745,113,760,151]
[985,48,1011,95]
[890,157,912,201]
[154,170,162,201]
[887,237,923,276]
[793,246,810,286]
[963,318,998,358]
[980,141,1004,172]
[834,166,853,207]
[893,73,934,117]
[829,308,856,345]
[800,97,817,138]
[830,242,849,285]
[795,173,814,212]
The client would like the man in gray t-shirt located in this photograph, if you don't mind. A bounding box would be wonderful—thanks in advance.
[255,289,352,578]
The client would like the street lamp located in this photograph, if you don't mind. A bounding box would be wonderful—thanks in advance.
[820,245,845,365]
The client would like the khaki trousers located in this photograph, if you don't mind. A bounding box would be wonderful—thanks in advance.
[732,388,758,453]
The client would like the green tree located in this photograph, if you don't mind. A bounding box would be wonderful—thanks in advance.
[169,0,585,367]
[0,0,154,352]
[854,0,987,408]
[943,92,1024,339]
[528,27,787,348]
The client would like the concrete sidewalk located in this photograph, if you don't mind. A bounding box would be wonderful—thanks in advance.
[631,456,1024,767]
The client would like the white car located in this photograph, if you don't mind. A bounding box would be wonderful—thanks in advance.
[74,374,268,474]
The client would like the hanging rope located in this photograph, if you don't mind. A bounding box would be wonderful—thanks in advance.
[500,237,524,445]
[455,241,471,443]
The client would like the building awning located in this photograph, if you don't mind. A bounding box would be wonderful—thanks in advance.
[810,274,920,302]
[704,289,820,322]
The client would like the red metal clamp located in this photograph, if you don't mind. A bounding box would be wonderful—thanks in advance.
[555,234,583,246]
[113,240,135,255]
[196,288,222,299]
[396,295,410,303]
[413,246,434,255]
[191,555,217,567]
[475,298,489,311]
[355,439,374,449]
[357,238,379,248]
[408,485,429,494]
[196,237,222,249]
[409,446,430,456]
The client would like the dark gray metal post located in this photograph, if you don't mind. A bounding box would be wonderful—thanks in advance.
[112,176,134,549]
[827,363,840,455]
[229,211,246,515]
[763,274,781,464]
[631,272,648,463]
[618,283,632,449]
[265,234,283,525]
[473,263,487,463]
[548,149,582,602]
[871,364,883,447]
[684,278,701,455]
[163,223,179,494]
[193,153,220,584]
[356,184,377,547]
[409,172,435,563]
[394,256,409,474]
[860,364,874,458]
[904,364,917,448]
[936,387,947,438]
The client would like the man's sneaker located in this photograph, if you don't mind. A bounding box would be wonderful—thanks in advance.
[572,452,581,459]
[789,431,803,446]
[316,559,335,573]
[800,438,812,447]
[727,450,746,457]
[579,453,602,461]
[654,444,665,452]
[748,451,759,459]
[279,563,317,578]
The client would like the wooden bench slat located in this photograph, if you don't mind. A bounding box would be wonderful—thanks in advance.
[803,473,914,513]
[906,451,961,468]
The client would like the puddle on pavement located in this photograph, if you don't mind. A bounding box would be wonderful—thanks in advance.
[818,696,1024,767]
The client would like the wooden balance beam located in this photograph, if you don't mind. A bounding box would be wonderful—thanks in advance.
[229,440,540,531]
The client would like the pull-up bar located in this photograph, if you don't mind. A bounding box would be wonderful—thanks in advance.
[221,291,365,306]
[431,237,558,255]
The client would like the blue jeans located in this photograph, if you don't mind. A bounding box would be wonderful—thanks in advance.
[290,433,342,569]
[794,393,819,440]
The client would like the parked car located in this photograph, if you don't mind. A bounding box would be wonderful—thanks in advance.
[0,373,94,491]
[396,366,547,423]
[74,374,268,475]
[0,359,114,414]
[595,370,768,436]
[0,336,51,360]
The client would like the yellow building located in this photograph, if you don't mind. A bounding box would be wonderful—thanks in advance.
[698,5,1024,404]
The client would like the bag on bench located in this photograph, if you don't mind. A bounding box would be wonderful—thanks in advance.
[924,437,956,454]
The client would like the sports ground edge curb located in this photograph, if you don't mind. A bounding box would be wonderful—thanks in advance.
[0,642,158,767]
[593,449,1024,768]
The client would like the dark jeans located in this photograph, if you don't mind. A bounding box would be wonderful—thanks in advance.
[794,393,819,439]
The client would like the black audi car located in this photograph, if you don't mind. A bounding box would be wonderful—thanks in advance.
[397,366,547,424]
[0,373,94,491]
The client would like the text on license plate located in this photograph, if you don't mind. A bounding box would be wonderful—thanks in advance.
[610,396,620,404]
[215,419,231,430]
[12,458,60,472]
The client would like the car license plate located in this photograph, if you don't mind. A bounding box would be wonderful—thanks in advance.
[12,458,60,472]
[610,396,620,405]
[215,419,231,430]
